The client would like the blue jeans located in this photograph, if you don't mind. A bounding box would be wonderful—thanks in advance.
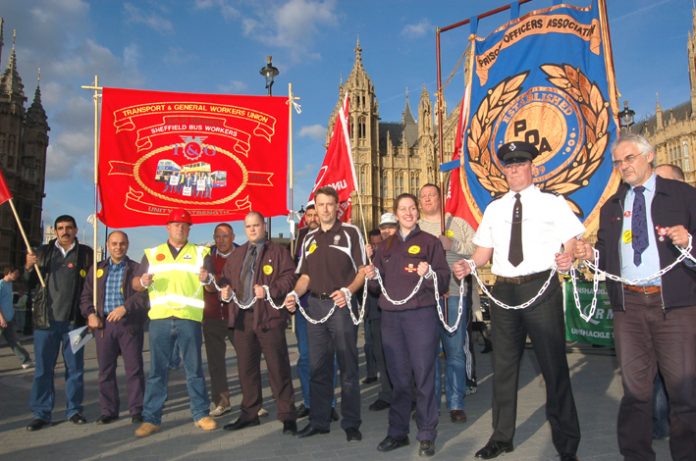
[652,372,670,439]
[30,321,84,421]
[294,302,337,408]
[142,318,210,425]
[434,295,470,410]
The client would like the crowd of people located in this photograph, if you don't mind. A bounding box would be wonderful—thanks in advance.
[6,133,696,460]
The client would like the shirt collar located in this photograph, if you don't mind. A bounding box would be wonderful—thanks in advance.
[108,258,127,269]
[633,173,656,193]
[54,239,76,256]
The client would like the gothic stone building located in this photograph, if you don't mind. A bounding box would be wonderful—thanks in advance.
[633,11,696,186]
[0,20,49,270]
[326,41,459,232]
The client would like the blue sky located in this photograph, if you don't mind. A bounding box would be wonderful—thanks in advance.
[0,0,693,255]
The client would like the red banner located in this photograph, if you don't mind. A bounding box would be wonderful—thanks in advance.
[98,88,289,227]
[306,93,357,223]
[445,96,479,230]
[0,168,12,205]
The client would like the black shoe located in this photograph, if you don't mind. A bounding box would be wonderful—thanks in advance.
[369,399,391,411]
[296,423,329,438]
[69,413,87,425]
[26,419,50,431]
[331,408,339,421]
[131,414,143,424]
[296,403,309,418]
[475,440,514,459]
[282,420,297,435]
[345,427,362,441]
[377,435,409,452]
[450,409,467,423]
[560,455,579,461]
[419,440,435,457]
[223,417,260,431]
[362,376,378,384]
[96,415,119,425]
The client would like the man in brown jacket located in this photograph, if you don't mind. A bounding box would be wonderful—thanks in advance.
[219,211,298,434]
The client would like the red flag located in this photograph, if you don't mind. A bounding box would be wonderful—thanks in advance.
[445,97,479,230]
[306,92,357,223]
[0,168,12,205]
[98,87,289,227]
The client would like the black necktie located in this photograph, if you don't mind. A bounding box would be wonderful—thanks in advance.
[508,193,523,266]
[240,245,257,303]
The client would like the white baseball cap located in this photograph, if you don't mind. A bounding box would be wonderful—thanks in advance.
[379,212,397,227]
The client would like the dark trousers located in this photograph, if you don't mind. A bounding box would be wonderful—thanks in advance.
[306,296,360,431]
[202,318,234,407]
[614,291,696,461]
[231,310,296,422]
[369,317,392,402]
[364,319,377,379]
[94,320,145,417]
[382,307,439,442]
[489,277,580,456]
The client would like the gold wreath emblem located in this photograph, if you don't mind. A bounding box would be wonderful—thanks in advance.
[467,65,608,216]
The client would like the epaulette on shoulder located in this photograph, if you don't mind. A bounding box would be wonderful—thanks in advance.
[540,189,561,197]
[491,193,505,201]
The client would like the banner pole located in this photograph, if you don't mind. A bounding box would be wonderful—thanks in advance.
[288,82,295,257]
[7,198,45,287]
[81,75,102,314]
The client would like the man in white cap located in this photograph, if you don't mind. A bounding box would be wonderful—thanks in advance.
[131,208,217,437]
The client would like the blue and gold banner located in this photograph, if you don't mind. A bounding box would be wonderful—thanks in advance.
[456,0,620,231]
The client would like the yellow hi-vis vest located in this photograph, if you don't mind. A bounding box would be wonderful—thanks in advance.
[145,242,210,322]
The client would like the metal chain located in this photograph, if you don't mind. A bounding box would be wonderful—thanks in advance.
[372,268,463,333]
[285,286,367,326]
[569,235,696,321]
[463,260,558,310]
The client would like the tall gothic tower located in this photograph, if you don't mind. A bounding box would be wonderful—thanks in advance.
[0,21,49,269]
[325,41,457,231]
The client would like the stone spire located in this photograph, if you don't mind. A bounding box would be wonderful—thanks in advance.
[656,92,663,129]
[26,70,48,130]
[0,29,26,107]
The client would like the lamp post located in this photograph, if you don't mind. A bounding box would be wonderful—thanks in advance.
[618,100,635,133]
[260,56,279,238]
[260,55,279,96]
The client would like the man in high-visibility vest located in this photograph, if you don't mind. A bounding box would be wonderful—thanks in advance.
[131,208,217,437]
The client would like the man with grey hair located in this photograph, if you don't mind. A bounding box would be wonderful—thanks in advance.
[576,133,696,460]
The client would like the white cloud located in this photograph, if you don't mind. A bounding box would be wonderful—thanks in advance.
[240,0,338,61]
[194,0,240,21]
[401,19,432,39]
[217,80,249,94]
[123,3,174,34]
[45,131,93,180]
[162,47,196,66]
[299,124,325,141]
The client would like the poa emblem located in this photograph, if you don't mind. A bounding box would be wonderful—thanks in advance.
[468,65,607,216]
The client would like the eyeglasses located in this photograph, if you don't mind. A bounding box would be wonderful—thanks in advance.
[612,153,643,169]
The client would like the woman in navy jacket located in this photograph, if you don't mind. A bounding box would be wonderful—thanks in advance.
[365,193,450,457]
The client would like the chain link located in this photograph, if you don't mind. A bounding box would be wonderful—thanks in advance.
[464,260,558,310]
[371,268,463,333]
[285,288,367,325]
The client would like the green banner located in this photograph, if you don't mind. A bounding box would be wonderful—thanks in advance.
[563,280,614,347]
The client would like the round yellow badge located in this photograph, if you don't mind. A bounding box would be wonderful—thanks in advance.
[263,264,273,275]
[79,269,87,278]
[308,242,318,254]
[622,230,632,244]
[445,229,455,238]
[408,245,421,254]
[96,268,104,278]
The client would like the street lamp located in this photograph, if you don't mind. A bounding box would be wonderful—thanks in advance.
[259,55,279,96]
[618,100,635,132]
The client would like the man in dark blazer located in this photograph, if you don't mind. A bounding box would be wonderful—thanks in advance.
[576,133,696,461]
[80,230,148,424]
[219,211,298,434]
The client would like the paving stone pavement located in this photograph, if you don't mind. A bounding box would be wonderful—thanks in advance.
[0,329,671,461]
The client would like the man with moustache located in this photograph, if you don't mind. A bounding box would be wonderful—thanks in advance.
[131,208,217,437]
[203,223,238,418]
[575,134,696,460]
[453,141,582,460]
[219,211,297,434]
[285,186,366,442]
[80,231,148,424]
[24,215,93,431]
